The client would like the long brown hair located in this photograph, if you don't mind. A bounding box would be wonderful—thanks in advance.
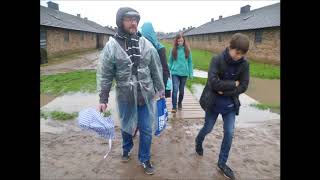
[172,33,190,60]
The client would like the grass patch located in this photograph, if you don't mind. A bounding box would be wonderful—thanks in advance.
[102,110,112,117]
[41,110,78,120]
[249,61,280,79]
[41,70,97,95]
[185,77,207,93]
[162,42,214,71]
[250,103,280,110]
[50,111,78,120]
[40,110,49,120]
[161,41,280,79]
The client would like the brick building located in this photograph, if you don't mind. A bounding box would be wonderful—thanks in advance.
[162,3,280,64]
[40,2,115,62]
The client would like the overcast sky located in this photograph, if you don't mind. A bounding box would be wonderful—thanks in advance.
[40,0,280,33]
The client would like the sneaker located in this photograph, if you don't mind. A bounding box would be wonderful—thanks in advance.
[195,139,203,156]
[178,103,182,110]
[171,108,177,113]
[141,160,155,175]
[121,151,130,162]
[217,163,235,180]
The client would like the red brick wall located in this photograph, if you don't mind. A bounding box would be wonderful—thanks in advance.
[46,27,103,56]
[163,27,280,64]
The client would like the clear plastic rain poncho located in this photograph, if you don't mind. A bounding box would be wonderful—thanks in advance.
[96,36,165,136]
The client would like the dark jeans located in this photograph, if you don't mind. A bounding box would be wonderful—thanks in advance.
[120,101,153,163]
[196,110,236,165]
[172,75,187,109]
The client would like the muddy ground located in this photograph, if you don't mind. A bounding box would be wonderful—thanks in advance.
[40,51,280,179]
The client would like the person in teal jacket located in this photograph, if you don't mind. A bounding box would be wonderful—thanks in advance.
[169,33,193,113]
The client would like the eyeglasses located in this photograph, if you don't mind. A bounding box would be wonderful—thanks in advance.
[123,17,138,23]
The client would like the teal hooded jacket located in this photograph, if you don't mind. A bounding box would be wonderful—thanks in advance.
[169,46,193,78]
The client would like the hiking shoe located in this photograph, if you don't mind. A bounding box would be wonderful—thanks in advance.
[121,151,130,162]
[171,108,177,113]
[195,139,203,156]
[178,103,182,110]
[217,163,235,180]
[141,160,155,175]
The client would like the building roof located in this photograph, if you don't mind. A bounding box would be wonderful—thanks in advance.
[40,5,115,35]
[161,27,196,39]
[184,2,280,36]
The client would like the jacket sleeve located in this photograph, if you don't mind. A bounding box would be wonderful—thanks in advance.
[208,56,237,91]
[149,48,165,93]
[221,62,250,96]
[158,47,170,79]
[168,48,173,71]
[188,51,193,79]
[96,43,115,104]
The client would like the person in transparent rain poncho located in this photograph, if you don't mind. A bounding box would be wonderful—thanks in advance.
[96,7,165,175]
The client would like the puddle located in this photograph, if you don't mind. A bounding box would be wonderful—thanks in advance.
[190,84,280,127]
[191,69,280,105]
[41,89,120,127]
[246,77,280,105]
[41,82,279,130]
[40,94,57,107]
[193,69,208,78]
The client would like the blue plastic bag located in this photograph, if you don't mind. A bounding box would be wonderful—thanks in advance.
[154,98,168,136]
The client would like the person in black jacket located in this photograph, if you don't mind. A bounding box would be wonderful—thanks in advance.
[141,22,170,97]
[195,33,250,180]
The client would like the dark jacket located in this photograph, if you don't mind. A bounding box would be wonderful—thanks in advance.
[199,48,250,115]
[158,47,170,89]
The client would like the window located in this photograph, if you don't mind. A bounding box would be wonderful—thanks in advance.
[218,35,222,42]
[64,31,69,42]
[255,30,263,43]
[81,32,84,41]
[40,28,47,48]
[208,34,212,41]
[92,33,94,40]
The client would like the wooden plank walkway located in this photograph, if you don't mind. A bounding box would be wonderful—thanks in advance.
[165,88,205,119]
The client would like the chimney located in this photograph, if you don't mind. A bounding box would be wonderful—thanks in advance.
[219,15,222,20]
[84,17,88,20]
[47,1,59,10]
[240,5,251,14]
[211,18,214,22]
[77,14,81,18]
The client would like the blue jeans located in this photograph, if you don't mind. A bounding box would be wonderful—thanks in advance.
[172,75,188,109]
[196,110,236,165]
[119,102,153,163]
